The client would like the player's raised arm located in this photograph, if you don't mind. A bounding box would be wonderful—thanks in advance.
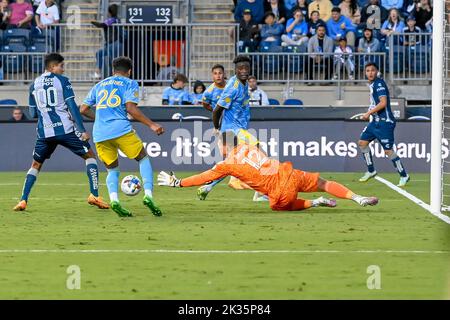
[59,75,87,136]
[158,169,226,188]
[126,102,164,135]
[362,96,387,120]
[28,83,38,119]
[80,86,97,120]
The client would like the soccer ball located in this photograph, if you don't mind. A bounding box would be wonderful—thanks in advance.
[121,175,142,196]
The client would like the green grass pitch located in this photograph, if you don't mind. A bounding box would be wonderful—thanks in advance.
[0,171,449,299]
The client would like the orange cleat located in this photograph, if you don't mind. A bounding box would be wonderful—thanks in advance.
[13,200,27,211]
[87,194,110,209]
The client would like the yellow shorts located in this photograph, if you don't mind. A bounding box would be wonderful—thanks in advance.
[237,129,259,146]
[95,131,143,165]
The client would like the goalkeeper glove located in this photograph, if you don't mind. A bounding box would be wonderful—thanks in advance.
[157,171,181,187]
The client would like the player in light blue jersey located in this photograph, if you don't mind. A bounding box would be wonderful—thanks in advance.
[81,56,165,217]
[13,53,109,211]
[195,64,227,199]
[161,73,191,106]
[201,64,226,112]
[198,56,266,201]
[358,62,409,187]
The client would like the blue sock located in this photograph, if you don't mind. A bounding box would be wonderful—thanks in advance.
[360,146,375,173]
[208,177,226,188]
[21,168,39,202]
[390,152,407,177]
[139,156,154,197]
[85,158,99,197]
[106,167,120,202]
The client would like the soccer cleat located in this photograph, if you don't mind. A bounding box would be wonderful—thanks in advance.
[355,196,379,207]
[143,195,163,217]
[110,201,133,217]
[397,175,410,187]
[359,171,377,182]
[87,194,110,209]
[13,200,27,211]
[197,184,212,201]
[315,196,337,207]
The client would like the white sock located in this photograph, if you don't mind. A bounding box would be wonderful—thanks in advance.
[110,192,119,202]
[145,189,153,197]
[311,199,320,207]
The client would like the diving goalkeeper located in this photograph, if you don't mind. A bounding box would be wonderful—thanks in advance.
[158,131,378,211]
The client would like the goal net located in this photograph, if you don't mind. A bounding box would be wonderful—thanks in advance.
[442,1,450,211]
[431,0,449,213]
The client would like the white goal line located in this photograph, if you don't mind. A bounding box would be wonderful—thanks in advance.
[375,176,450,225]
[0,249,448,254]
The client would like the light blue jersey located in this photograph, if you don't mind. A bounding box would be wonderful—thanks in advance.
[29,72,77,139]
[83,75,139,143]
[202,82,226,110]
[162,85,191,105]
[216,75,250,134]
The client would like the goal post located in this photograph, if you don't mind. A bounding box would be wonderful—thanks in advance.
[431,0,448,214]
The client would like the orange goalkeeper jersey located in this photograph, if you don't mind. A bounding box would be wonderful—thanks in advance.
[181,144,296,202]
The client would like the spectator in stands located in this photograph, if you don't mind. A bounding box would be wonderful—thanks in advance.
[281,8,309,46]
[248,75,270,106]
[357,27,381,52]
[91,4,121,79]
[402,15,422,46]
[234,0,265,24]
[333,37,355,80]
[239,9,260,52]
[291,0,309,21]
[9,107,27,122]
[285,0,298,12]
[8,0,34,29]
[307,24,334,81]
[360,0,388,29]
[0,0,10,30]
[308,0,333,22]
[381,0,404,10]
[190,80,206,105]
[264,0,287,25]
[35,0,59,29]
[162,74,191,106]
[339,0,361,25]
[308,10,327,37]
[358,0,370,6]
[381,8,405,42]
[327,7,357,48]
[413,0,432,31]
[260,11,284,46]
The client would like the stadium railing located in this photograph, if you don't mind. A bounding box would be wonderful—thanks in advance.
[0,26,432,86]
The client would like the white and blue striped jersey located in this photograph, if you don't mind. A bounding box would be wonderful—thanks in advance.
[29,72,77,138]
[368,77,395,123]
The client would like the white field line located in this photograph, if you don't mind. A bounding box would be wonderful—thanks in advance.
[375,176,450,225]
[0,249,448,254]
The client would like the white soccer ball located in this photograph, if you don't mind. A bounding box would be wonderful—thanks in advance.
[121,175,142,196]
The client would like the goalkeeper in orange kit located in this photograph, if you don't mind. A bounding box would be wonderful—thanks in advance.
[158,131,379,211]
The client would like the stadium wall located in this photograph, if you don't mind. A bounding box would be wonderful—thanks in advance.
[0,121,441,173]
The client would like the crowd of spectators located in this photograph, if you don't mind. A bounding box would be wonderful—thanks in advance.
[236,0,434,76]
[0,0,60,31]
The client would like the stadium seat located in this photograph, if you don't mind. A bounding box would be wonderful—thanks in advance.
[407,45,431,74]
[283,45,306,73]
[28,43,46,74]
[268,98,280,106]
[259,44,285,74]
[1,44,27,73]
[3,29,30,45]
[0,99,18,106]
[385,45,405,74]
[283,98,304,106]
